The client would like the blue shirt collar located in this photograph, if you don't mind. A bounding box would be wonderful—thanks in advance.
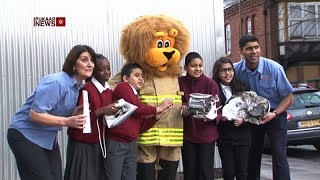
[240,57,264,74]
[65,72,83,89]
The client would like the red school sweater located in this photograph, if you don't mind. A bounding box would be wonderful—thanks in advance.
[67,81,113,144]
[107,82,158,142]
[178,73,221,143]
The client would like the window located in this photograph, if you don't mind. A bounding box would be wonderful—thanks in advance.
[247,17,252,35]
[251,15,255,35]
[225,24,231,54]
[288,3,320,40]
[304,5,316,38]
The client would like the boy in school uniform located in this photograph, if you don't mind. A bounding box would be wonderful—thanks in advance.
[103,63,173,180]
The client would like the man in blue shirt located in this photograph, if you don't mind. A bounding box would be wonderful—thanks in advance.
[233,34,294,180]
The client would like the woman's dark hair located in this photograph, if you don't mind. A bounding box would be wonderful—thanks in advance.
[121,63,142,81]
[62,45,96,75]
[184,52,203,66]
[239,34,259,49]
[212,57,249,94]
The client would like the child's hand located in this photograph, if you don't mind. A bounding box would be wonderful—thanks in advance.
[233,117,244,126]
[71,105,83,116]
[221,116,228,122]
[105,103,119,115]
[96,103,119,116]
[180,105,190,116]
[157,98,173,113]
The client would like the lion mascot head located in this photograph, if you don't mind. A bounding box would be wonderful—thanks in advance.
[120,14,190,80]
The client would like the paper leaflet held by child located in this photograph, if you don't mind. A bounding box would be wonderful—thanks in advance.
[104,99,138,128]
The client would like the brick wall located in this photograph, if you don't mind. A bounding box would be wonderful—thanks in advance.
[224,0,320,84]
[224,0,267,62]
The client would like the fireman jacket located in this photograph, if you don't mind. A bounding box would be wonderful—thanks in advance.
[137,76,183,146]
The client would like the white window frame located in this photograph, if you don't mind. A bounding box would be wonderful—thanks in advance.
[225,24,231,54]
[288,2,320,40]
[247,17,252,35]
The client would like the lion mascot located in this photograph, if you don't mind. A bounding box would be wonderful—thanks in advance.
[109,14,190,180]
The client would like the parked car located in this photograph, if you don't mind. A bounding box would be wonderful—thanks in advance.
[264,85,320,150]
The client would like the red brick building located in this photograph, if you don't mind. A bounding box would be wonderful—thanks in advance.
[224,0,320,88]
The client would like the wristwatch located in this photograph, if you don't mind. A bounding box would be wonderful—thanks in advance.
[272,110,278,118]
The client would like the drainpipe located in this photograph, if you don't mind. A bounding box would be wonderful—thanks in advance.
[263,1,268,58]
[239,0,242,38]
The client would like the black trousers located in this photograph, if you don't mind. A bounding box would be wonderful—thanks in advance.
[247,112,290,180]
[218,142,250,180]
[182,139,215,180]
[7,128,62,180]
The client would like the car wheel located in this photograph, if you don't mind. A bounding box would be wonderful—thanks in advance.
[313,144,320,150]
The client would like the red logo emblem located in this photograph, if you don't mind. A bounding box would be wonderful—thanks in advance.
[56,17,66,27]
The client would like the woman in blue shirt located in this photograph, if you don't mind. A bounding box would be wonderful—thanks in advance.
[7,45,96,180]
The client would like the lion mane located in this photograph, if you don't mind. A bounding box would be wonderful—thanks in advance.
[120,14,190,80]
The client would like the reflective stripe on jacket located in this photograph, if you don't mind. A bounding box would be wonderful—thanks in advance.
[137,77,183,146]
[137,127,183,145]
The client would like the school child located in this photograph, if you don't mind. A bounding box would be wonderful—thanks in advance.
[64,54,117,180]
[179,52,221,180]
[212,57,251,180]
[104,63,173,180]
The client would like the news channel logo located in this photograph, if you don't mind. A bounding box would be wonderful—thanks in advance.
[33,17,66,27]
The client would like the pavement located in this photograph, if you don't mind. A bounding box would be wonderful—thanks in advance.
[176,152,320,180]
[260,153,320,180]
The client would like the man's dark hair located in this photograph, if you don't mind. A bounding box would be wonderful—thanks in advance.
[121,63,143,80]
[239,34,259,49]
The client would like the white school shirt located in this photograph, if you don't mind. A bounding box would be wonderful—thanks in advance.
[220,83,232,101]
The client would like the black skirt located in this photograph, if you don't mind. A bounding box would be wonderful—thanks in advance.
[64,138,105,180]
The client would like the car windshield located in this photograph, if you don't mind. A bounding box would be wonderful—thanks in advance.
[289,91,320,109]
